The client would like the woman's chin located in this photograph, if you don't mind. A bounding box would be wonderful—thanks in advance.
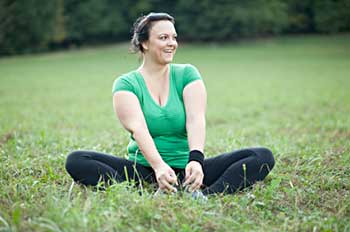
[163,54,175,63]
[159,58,173,65]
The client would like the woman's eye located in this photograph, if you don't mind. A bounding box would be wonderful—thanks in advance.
[160,36,167,40]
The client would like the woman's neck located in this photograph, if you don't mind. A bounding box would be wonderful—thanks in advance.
[139,59,169,80]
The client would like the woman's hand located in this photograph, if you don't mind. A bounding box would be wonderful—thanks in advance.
[153,162,178,192]
[183,161,204,192]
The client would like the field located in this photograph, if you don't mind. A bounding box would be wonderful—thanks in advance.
[1,34,350,231]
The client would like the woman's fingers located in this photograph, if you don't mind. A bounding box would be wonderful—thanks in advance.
[184,161,204,191]
[184,170,203,191]
[183,173,195,187]
[164,181,177,192]
[155,164,178,192]
[189,178,202,191]
[158,173,177,192]
[167,171,178,186]
[184,166,193,186]
[156,163,204,193]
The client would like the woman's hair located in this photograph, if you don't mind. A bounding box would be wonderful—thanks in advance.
[130,12,175,53]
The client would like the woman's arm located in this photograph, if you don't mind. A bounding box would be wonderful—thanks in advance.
[182,80,207,191]
[113,91,178,191]
[183,80,207,152]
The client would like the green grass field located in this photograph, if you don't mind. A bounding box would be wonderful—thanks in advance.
[1,34,350,231]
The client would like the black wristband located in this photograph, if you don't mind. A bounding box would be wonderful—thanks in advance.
[188,150,204,168]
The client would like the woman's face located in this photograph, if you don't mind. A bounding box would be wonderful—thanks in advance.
[142,20,178,65]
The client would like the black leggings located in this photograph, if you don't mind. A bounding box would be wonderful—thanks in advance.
[65,147,275,195]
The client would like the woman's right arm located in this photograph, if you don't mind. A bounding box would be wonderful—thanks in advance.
[113,91,178,191]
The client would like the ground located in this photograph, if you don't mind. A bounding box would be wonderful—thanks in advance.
[0,34,349,231]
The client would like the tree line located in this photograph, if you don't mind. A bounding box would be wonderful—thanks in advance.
[1,0,349,56]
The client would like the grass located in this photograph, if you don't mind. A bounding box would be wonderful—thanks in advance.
[0,34,350,231]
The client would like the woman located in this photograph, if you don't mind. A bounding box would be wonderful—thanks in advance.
[65,12,275,195]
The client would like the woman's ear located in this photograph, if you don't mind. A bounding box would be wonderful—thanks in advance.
[141,41,149,51]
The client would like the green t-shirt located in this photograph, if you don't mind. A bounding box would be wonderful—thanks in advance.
[112,63,202,168]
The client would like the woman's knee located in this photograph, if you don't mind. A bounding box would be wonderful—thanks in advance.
[251,147,275,171]
[65,150,87,174]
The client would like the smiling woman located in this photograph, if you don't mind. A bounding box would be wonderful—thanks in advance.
[65,12,275,196]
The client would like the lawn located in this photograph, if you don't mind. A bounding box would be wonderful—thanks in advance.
[0,34,349,231]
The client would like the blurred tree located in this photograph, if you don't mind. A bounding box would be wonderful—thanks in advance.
[175,0,288,41]
[0,0,56,55]
[1,0,349,56]
[286,0,315,33]
[64,0,129,44]
[314,0,350,33]
[52,0,67,44]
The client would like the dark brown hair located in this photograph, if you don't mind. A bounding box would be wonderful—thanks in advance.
[130,12,175,53]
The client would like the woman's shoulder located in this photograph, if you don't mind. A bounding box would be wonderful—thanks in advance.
[171,63,201,80]
[171,63,202,95]
[115,70,139,82]
[171,63,198,72]
[171,63,201,79]
[112,70,140,94]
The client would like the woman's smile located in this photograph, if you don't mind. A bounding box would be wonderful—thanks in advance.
[143,20,178,64]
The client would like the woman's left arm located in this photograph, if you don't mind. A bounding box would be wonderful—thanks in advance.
[183,80,207,191]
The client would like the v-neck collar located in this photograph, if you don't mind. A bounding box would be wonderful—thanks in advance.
[137,64,173,109]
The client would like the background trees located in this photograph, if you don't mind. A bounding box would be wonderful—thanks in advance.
[1,0,349,56]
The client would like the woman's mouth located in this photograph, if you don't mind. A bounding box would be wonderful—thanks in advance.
[164,49,174,54]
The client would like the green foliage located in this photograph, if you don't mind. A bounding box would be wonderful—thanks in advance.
[1,0,350,55]
[285,0,350,33]
[0,0,56,55]
[314,0,350,33]
[0,35,350,231]
[175,0,288,40]
[285,0,315,33]
[52,0,67,43]
[63,0,129,43]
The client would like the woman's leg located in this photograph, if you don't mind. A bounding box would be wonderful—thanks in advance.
[202,147,275,194]
[65,150,156,186]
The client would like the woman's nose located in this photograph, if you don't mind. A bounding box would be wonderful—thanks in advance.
[168,38,177,46]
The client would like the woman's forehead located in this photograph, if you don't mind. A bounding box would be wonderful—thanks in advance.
[150,21,176,35]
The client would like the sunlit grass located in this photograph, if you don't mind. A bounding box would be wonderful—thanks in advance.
[1,34,350,231]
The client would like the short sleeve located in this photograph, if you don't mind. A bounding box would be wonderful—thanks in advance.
[183,64,202,87]
[112,76,134,94]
